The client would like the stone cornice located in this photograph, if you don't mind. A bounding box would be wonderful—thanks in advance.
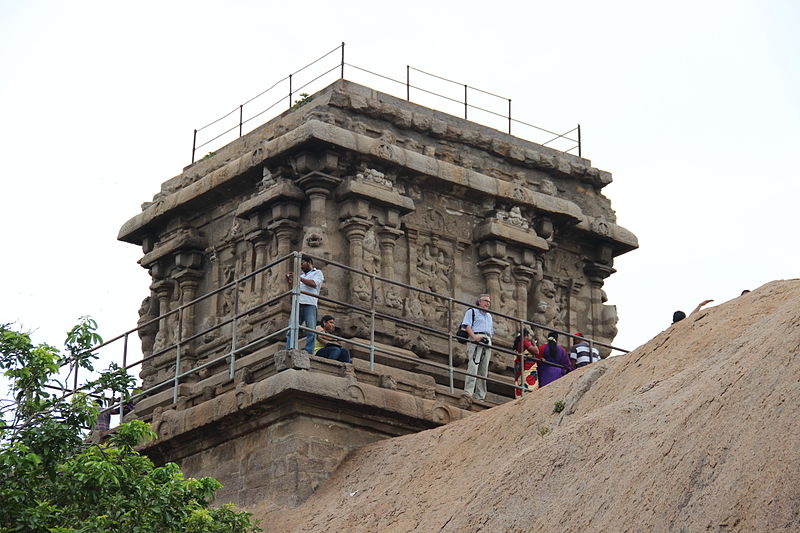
[327,79,612,188]
[335,176,415,215]
[138,229,207,268]
[574,215,639,254]
[234,179,305,219]
[473,218,549,252]
[119,116,631,252]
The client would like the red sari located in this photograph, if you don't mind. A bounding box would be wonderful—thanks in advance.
[514,338,539,397]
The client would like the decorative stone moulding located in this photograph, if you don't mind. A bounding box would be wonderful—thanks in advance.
[234,179,305,220]
[138,227,207,269]
[473,217,549,253]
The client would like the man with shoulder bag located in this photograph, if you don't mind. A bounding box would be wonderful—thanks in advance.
[462,293,494,401]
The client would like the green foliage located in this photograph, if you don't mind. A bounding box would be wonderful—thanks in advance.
[291,92,310,110]
[553,400,565,413]
[538,425,550,437]
[0,320,261,533]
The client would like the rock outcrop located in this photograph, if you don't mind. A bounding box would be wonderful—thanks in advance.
[259,279,800,532]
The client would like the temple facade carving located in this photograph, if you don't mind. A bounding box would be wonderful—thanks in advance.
[119,78,637,396]
[117,78,638,512]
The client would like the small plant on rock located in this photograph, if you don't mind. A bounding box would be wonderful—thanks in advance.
[291,92,311,110]
[553,400,565,413]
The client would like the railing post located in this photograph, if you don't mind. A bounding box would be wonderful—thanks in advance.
[230,278,239,378]
[191,129,197,164]
[72,359,79,394]
[406,65,410,101]
[239,105,243,137]
[287,253,302,350]
[508,99,512,135]
[369,275,377,371]
[340,41,345,78]
[122,332,130,423]
[448,299,455,393]
[288,73,293,110]
[578,124,582,157]
[518,320,525,397]
[174,308,183,404]
[122,333,128,371]
[464,84,468,119]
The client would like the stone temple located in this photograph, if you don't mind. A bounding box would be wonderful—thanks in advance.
[118,79,637,511]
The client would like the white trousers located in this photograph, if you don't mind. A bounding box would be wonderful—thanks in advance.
[464,337,492,400]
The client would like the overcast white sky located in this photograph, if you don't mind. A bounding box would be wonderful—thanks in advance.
[2,0,798,363]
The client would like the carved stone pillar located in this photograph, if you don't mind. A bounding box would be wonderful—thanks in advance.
[476,256,509,302]
[474,215,548,319]
[268,220,301,312]
[296,170,342,250]
[235,177,304,259]
[151,279,173,349]
[269,219,301,257]
[512,264,535,319]
[341,217,371,271]
[406,229,419,287]
[174,267,203,347]
[377,226,404,280]
[137,292,159,357]
[584,262,614,338]
[248,230,269,294]
[340,217,373,302]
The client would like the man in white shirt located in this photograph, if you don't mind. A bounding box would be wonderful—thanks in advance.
[462,293,494,401]
[286,255,324,353]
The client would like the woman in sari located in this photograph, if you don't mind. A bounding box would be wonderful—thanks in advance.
[538,330,573,387]
[513,329,539,397]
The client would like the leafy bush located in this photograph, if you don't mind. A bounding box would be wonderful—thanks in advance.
[0,319,261,532]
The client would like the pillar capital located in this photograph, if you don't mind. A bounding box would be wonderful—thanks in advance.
[584,261,615,287]
[339,217,372,241]
[512,264,536,284]
[377,225,404,244]
[477,257,510,277]
[296,170,343,197]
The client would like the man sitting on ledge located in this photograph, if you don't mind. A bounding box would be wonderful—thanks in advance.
[313,315,352,363]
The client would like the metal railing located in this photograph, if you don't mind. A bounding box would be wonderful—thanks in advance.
[190,42,582,164]
[66,251,627,427]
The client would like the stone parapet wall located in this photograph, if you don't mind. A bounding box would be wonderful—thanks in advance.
[140,349,479,510]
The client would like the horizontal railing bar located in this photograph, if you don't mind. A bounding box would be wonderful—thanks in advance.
[241,75,290,107]
[67,251,624,394]
[509,116,576,141]
[345,63,407,87]
[198,43,341,132]
[301,251,627,353]
[196,106,240,133]
[541,126,580,146]
[195,122,241,151]
[72,254,295,363]
[291,42,343,77]
[121,289,291,372]
[292,64,341,96]
[239,95,288,128]
[408,65,508,101]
